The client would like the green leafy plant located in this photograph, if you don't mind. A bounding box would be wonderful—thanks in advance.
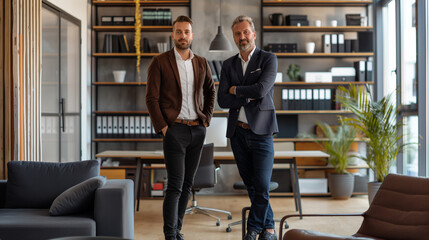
[315,120,357,174]
[287,64,301,81]
[336,84,407,182]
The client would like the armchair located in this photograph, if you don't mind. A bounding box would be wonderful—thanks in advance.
[279,174,429,240]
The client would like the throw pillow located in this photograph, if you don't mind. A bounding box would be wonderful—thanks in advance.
[6,160,100,208]
[50,176,106,216]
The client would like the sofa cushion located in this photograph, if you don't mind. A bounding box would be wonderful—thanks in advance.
[6,160,100,208]
[50,176,106,216]
[0,209,96,240]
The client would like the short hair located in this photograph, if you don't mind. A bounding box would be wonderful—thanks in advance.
[172,15,193,29]
[231,15,256,32]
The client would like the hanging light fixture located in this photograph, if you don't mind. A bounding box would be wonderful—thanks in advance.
[209,0,233,52]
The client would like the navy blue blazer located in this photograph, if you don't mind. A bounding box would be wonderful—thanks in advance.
[218,48,279,138]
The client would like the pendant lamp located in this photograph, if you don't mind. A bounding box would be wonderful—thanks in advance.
[209,0,233,52]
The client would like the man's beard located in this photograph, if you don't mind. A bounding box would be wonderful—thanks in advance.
[174,39,191,50]
[237,39,254,52]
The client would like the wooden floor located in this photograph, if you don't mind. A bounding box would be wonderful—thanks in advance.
[135,195,369,240]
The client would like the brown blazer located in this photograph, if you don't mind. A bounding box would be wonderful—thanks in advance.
[146,49,216,133]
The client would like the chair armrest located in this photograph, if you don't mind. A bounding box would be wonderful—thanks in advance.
[279,213,364,238]
[0,180,6,208]
[94,179,134,239]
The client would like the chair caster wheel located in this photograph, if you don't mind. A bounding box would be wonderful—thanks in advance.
[228,215,232,220]
[226,227,232,232]
[216,221,220,226]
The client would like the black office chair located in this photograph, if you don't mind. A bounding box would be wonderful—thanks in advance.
[226,181,280,233]
[185,143,232,226]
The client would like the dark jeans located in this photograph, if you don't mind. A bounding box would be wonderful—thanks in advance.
[162,123,206,239]
[230,126,275,233]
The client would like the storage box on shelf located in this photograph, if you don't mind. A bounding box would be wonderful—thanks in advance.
[261,0,374,195]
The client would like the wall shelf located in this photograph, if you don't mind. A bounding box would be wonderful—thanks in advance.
[92,82,147,86]
[93,111,149,115]
[274,52,373,58]
[92,1,190,7]
[263,26,373,32]
[93,53,159,58]
[262,0,372,7]
[276,110,352,114]
[93,26,172,32]
[93,138,162,142]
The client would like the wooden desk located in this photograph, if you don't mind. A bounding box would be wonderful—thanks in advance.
[96,150,329,214]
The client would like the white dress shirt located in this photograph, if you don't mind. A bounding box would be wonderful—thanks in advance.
[174,47,198,120]
[237,46,256,124]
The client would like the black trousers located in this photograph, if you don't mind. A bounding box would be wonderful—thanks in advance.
[162,123,206,239]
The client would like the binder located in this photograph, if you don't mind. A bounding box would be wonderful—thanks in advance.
[135,116,141,136]
[306,89,313,110]
[96,116,102,137]
[140,116,146,138]
[213,61,222,79]
[124,116,129,137]
[129,116,135,137]
[118,116,124,136]
[146,116,152,136]
[337,33,345,53]
[300,89,307,110]
[102,116,108,137]
[282,89,289,110]
[331,34,338,53]
[325,89,332,110]
[107,116,113,137]
[312,89,320,110]
[354,61,366,82]
[366,60,373,82]
[345,39,352,53]
[113,116,118,135]
[208,61,218,82]
[323,34,331,53]
[294,89,300,110]
[288,89,295,110]
[319,89,326,110]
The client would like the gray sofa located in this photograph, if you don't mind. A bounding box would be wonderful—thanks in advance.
[0,160,134,240]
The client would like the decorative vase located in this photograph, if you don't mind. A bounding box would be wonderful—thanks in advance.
[368,181,382,204]
[328,173,355,200]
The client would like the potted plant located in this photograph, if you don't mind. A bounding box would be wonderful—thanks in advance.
[336,85,407,203]
[315,120,357,200]
[287,64,302,81]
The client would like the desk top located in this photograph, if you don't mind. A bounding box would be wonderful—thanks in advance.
[95,150,329,159]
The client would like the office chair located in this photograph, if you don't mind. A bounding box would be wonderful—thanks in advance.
[226,181,280,233]
[185,143,232,226]
[280,174,429,240]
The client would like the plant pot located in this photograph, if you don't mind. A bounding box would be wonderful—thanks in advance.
[368,181,382,204]
[328,173,355,200]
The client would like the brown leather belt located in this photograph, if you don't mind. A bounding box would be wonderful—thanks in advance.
[237,121,251,130]
[175,119,200,126]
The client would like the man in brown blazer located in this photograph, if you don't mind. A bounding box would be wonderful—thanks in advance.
[146,15,216,240]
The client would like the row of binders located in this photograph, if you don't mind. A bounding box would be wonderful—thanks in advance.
[103,34,130,53]
[354,60,373,82]
[282,89,332,110]
[142,9,172,26]
[322,33,356,53]
[208,60,223,82]
[96,115,160,138]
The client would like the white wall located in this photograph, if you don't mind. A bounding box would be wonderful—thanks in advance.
[46,0,91,160]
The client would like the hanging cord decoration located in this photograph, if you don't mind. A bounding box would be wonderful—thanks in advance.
[134,0,142,82]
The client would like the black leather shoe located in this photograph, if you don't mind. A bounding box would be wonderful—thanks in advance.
[176,232,184,240]
[258,229,278,240]
[244,230,259,240]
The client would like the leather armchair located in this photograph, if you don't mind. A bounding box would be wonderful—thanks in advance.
[280,174,429,240]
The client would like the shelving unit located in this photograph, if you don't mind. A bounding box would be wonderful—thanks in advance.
[261,0,374,195]
[91,1,191,198]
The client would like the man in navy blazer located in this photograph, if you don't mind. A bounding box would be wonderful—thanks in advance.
[218,15,278,240]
